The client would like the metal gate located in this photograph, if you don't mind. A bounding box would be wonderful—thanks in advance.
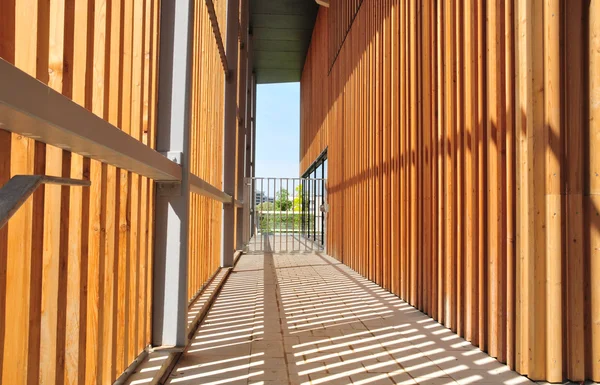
[245,177,327,254]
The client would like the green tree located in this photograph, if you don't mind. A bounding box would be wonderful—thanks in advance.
[256,201,275,211]
[293,184,303,212]
[275,189,293,211]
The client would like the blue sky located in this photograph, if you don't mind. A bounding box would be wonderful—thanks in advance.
[255,83,301,178]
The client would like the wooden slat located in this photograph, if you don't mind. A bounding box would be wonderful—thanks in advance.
[39,1,65,383]
[64,1,92,383]
[117,0,135,374]
[0,2,14,384]
[588,1,600,380]
[464,0,477,344]
[565,2,584,380]
[543,1,562,381]
[3,1,38,384]
[84,0,107,382]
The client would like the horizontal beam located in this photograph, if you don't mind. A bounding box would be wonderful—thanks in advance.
[0,59,182,182]
[190,173,232,203]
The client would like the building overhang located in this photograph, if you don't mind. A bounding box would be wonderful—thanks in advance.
[250,0,319,84]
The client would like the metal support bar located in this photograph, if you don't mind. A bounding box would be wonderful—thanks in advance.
[153,0,195,348]
[250,74,257,238]
[0,59,181,182]
[235,0,249,251]
[190,174,232,203]
[204,0,228,74]
[221,0,240,268]
[243,32,254,247]
[0,175,90,229]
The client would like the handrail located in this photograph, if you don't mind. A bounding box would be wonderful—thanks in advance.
[0,59,181,182]
[0,59,237,208]
[0,175,91,229]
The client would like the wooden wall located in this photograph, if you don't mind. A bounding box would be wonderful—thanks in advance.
[328,0,364,71]
[187,0,227,302]
[300,10,330,175]
[300,1,600,382]
[0,0,227,383]
[0,0,160,383]
[0,0,239,381]
[0,0,159,383]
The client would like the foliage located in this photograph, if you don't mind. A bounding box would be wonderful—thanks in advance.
[293,184,303,212]
[258,212,313,233]
[275,189,293,211]
[256,201,275,211]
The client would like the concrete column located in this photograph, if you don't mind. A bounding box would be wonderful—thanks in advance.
[153,0,195,347]
[221,0,240,267]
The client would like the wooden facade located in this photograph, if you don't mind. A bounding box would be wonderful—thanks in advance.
[300,1,600,382]
[0,0,228,383]
[188,0,227,302]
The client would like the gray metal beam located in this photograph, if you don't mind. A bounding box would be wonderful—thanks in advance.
[190,174,232,203]
[250,73,257,237]
[221,0,240,268]
[236,0,250,251]
[0,59,181,182]
[243,34,254,245]
[153,0,195,348]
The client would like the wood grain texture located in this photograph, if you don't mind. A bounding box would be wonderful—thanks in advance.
[0,0,160,383]
[300,1,600,382]
[187,0,227,301]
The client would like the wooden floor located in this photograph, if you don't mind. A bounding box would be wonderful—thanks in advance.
[160,252,538,385]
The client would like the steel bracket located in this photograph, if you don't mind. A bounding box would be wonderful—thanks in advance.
[157,181,182,197]
[0,175,90,229]
[160,151,184,165]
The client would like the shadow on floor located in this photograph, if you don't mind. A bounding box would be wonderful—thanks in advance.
[163,251,539,385]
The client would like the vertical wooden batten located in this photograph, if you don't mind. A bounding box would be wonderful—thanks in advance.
[300,2,600,382]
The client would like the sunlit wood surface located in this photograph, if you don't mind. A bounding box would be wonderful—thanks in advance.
[300,1,600,382]
[0,0,228,383]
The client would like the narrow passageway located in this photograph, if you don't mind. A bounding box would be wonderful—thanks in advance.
[165,248,534,385]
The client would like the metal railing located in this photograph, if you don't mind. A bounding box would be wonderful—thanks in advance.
[0,58,232,205]
[246,177,326,254]
[0,57,240,347]
[0,0,250,376]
